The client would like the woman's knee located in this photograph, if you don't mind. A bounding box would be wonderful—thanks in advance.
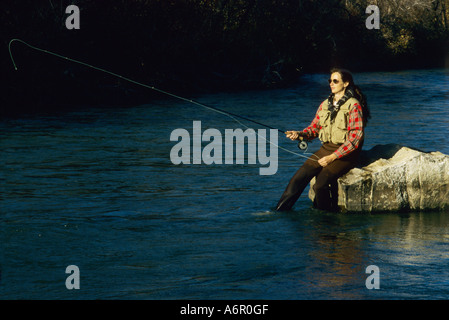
[313,181,331,196]
[314,172,334,191]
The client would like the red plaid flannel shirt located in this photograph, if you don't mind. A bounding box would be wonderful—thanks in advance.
[302,101,364,158]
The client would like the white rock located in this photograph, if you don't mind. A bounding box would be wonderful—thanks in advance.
[309,144,449,212]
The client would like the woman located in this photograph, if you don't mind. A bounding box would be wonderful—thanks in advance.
[276,68,370,212]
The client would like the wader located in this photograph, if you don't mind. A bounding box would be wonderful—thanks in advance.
[276,142,360,211]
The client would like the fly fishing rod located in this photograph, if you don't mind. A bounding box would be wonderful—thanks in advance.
[8,38,315,158]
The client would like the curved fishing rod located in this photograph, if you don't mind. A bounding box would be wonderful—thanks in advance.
[8,38,316,160]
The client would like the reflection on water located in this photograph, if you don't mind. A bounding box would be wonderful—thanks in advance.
[1,68,449,299]
[297,211,449,299]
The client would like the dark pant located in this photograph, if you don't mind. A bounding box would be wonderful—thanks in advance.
[276,143,360,212]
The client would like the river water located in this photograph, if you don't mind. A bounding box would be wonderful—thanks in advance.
[1,68,449,300]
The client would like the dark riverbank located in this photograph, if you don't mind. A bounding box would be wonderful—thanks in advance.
[2,0,449,116]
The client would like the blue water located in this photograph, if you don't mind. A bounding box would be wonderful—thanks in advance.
[1,69,449,299]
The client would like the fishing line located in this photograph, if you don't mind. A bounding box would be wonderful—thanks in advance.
[8,38,319,161]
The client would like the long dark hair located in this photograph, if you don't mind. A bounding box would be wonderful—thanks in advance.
[330,67,371,126]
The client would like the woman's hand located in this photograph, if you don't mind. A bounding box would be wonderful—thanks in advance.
[318,154,338,167]
[285,131,303,141]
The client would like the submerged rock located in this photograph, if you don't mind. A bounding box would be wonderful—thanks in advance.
[309,144,449,212]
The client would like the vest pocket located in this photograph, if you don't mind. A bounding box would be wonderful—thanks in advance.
[318,111,330,142]
[331,112,348,143]
[331,129,347,143]
[335,111,348,129]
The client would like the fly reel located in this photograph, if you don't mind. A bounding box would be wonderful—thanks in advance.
[298,140,309,150]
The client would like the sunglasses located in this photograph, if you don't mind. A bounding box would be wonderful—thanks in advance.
[328,79,340,84]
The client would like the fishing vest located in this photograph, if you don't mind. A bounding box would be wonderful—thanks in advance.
[318,97,358,144]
